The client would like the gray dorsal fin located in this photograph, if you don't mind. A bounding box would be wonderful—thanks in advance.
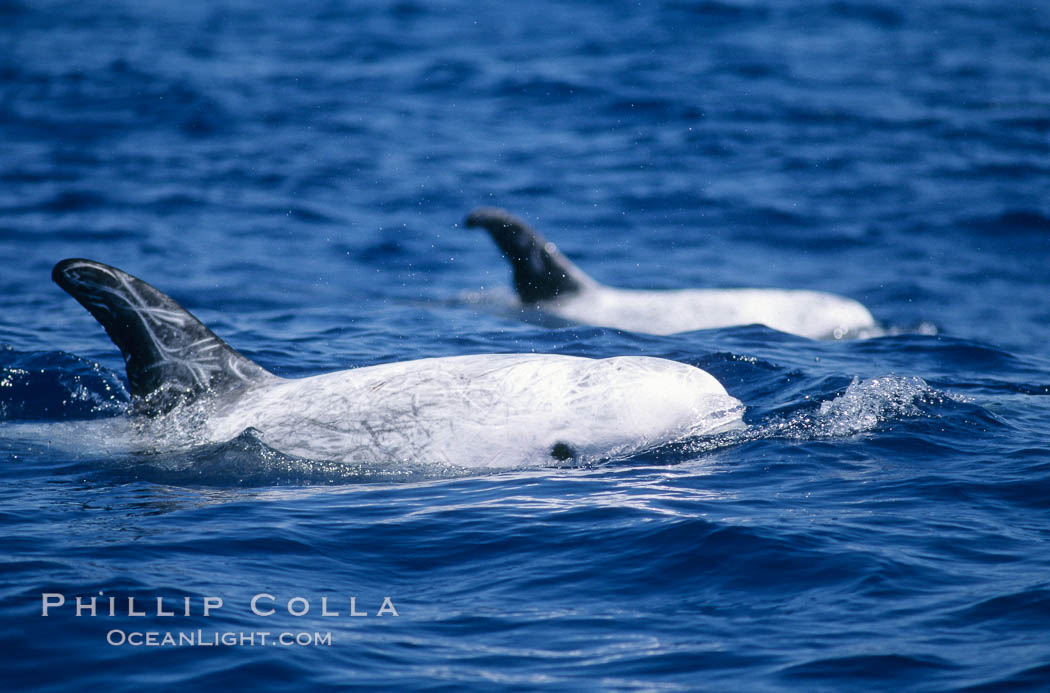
[465,207,595,303]
[52,258,272,415]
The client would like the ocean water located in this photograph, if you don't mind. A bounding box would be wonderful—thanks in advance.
[2,0,1050,689]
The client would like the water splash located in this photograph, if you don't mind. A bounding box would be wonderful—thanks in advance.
[0,347,129,421]
[675,375,969,455]
[811,375,961,438]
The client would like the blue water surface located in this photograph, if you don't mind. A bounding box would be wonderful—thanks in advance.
[2,0,1050,690]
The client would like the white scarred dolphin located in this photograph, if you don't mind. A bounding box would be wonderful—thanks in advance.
[465,207,877,339]
[52,259,744,468]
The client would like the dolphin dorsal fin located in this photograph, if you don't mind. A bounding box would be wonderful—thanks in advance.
[465,207,596,303]
[53,259,272,415]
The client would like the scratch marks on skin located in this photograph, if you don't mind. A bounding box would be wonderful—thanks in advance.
[63,262,256,391]
[208,354,745,467]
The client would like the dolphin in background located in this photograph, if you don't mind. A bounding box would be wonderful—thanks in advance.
[464,207,878,339]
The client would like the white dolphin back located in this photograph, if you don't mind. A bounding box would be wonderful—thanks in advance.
[553,286,876,339]
[205,354,744,468]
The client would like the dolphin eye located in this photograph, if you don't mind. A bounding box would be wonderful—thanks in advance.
[550,442,575,461]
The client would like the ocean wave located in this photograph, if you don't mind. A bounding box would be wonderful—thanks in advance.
[0,347,128,421]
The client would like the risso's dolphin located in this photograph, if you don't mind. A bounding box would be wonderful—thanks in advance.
[52,259,744,468]
[464,207,878,339]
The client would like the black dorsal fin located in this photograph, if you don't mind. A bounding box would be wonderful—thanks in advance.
[465,207,595,303]
[52,258,272,415]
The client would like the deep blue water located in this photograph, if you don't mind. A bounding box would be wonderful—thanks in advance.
[3,0,1050,689]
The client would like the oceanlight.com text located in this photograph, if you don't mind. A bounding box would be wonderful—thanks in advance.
[106,629,333,647]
